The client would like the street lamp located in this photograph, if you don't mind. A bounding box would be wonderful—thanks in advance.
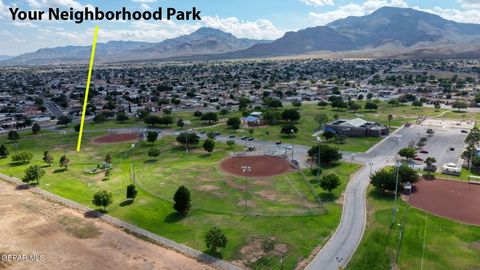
[369,162,373,175]
[242,165,251,212]
[391,135,402,227]
[316,136,322,184]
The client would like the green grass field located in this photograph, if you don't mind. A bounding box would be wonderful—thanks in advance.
[0,129,360,269]
[348,190,480,270]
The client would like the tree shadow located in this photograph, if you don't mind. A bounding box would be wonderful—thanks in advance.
[143,159,157,164]
[119,200,133,207]
[202,250,223,260]
[367,189,394,201]
[199,153,212,158]
[84,210,104,219]
[15,184,31,190]
[8,162,26,167]
[319,192,338,202]
[53,168,67,173]
[164,212,186,223]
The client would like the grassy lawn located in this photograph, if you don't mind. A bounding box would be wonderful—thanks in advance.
[0,130,360,269]
[349,190,480,270]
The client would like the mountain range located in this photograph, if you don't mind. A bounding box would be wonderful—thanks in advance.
[3,7,480,65]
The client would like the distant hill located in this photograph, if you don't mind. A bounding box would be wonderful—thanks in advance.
[0,55,13,61]
[1,27,270,65]
[231,7,480,58]
[3,7,480,65]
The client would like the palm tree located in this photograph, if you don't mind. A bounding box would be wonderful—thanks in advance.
[387,114,393,129]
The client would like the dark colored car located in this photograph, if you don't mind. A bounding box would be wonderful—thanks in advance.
[419,150,429,154]
[461,130,468,133]
[414,157,423,161]
[241,136,248,140]
[450,147,455,151]
[248,137,254,141]
[276,141,282,145]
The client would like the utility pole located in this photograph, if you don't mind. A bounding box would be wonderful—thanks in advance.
[392,135,402,227]
[242,165,251,212]
[316,136,322,184]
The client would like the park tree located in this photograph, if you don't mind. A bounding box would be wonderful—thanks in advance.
[280,124,298,136]
[146,131,158,144]
[412,100,423,107]
[104,170,111,180]
[126,184,138,201]
[434,102,441,110]
[292,100,302,108]
[11,152,33,164]
[366,92,374,100]
[263,110,282,125]
[462,143,476,167]
[226,140,236,148]
[348,101,361,112]
[370,168,396,192]
[227,117,241,129]
[193,111,203,118]
[320,173,341,193]
[0,145,9,158]
[92,190,113,212]
[59,155,70,170]
[162,108,172,115]
[364,101,378,111]
[322,130,336,141]
[281,109,301,123]
[329,96,347,110]
[452,101,468,112]
[205,227,228,253]
[398,165,419,183]
[201,112,218,123]
[424,157,437,176]
[387,99,400,106]
[465,127,480,145]
[398,147,417,160]
[261,237,276,257]
[158,116,174,127]
[43,151,53,166]
[105,153,113,164]
[23,165,45,184]
[315,113,329,129]
[173,185,191,215]
[203,139,215,153]
[144,115,160,127]
[7,130,19,143]
[148,148,160,160]
[32,123,41,134]
[177,119,185,129]
[116,112,129,122]
[387,114,393,128]
[57,116,72,126]
[176,132,200,147]
[308,145,342,164]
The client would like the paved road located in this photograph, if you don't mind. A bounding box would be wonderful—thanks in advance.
[304,125,461,270]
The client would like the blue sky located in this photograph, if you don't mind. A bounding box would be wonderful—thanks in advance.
[0,0,479,55]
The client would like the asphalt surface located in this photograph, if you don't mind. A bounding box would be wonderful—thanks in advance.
[305,124,468,270]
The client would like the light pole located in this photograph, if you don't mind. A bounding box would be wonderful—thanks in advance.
[242,165,251,212]
[392,135,402,227]
[316,136,322,184]
[369,162,373,176]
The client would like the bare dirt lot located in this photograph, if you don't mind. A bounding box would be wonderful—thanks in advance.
[409,179,480,226]
[0,181,214,270]
[220,156,294,177]
[91,133,139,144]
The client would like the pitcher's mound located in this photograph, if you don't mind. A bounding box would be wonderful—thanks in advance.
[92,133,139,144]
[220,156,294,177]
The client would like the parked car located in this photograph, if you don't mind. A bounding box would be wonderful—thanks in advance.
[241,136,248,140]
[419,150,429,154]
[229,134,235,138]
[414,157,423,161]
[450,147,455,151]
[461,130,468,133]
[199,131,206,134]
[248,137,254,141]
[276,141,282,145]
[214,132,221,136]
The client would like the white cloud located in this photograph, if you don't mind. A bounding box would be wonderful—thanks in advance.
[412,6,480,24]
[458,0,480,9]
[140,3,151,10]
[0,0,8,18]
[12,21,38,28]
[309,0,407,25]
[299,0,334,6]
[201,16,285,40]
[131,0,156,3]
[25,0,85,10]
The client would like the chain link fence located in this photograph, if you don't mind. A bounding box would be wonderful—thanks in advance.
[0,173,243,270]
